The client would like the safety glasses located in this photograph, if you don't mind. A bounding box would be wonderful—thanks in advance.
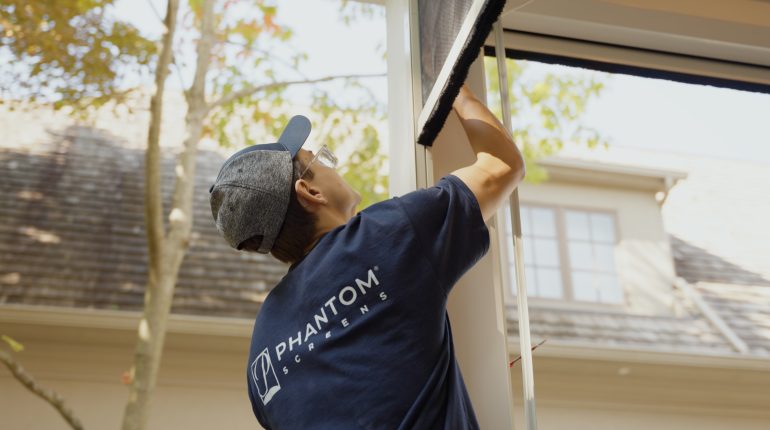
[299,144,338,179]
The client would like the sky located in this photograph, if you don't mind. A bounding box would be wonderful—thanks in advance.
[113,0,770,165]
[562,63,770,165]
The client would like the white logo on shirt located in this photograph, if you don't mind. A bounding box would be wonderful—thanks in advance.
[251,347,281,405]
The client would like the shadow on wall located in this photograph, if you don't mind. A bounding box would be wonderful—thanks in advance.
[670,235,770,287]
[0,125,288,319]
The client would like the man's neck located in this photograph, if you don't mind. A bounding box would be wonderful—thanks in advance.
[300,209,348,257]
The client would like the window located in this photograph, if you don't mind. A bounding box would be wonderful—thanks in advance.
[505,206,564,299]
[503,205,622,304]
[565,210,621,303]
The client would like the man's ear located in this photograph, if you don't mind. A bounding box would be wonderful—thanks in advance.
[294,178,327,211]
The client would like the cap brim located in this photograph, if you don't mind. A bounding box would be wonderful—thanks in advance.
[278,115,311,158]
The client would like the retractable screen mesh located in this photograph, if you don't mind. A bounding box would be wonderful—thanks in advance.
[416,0,506,146]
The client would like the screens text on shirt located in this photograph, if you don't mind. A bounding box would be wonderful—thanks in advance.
[251,265,388,405]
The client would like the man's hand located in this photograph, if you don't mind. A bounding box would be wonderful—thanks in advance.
[452,83,476,112]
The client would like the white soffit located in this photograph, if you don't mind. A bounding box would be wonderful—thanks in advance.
[536,156,687,192]
[500,0,770,68]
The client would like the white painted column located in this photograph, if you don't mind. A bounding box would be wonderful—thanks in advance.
[386,0,514,429]
[429,52,517,429]
[385,0,421,197]
[386,1,516,427]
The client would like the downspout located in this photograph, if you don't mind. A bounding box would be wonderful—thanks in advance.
[657,175,677,207]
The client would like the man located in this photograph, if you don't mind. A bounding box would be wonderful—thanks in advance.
[209,83,525,429]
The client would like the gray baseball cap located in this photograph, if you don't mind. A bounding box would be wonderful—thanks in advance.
[209,115,311,253]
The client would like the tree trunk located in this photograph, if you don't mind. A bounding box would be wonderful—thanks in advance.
[121,0,180,429]
[121,1,215,429]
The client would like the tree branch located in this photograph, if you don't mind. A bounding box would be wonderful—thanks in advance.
[223,38,308,64]
[207,72,385,113]
[0,350,84,430]
[222,42,312,81]
[145,0,190,105]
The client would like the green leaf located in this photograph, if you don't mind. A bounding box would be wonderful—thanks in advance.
[0,0,156,116]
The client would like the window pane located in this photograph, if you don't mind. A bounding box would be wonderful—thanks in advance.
[533,238,559,267]
[597,274,623,304]
[505,233,515,265]
[523,237,534,265]
[509,264,518,296]
[536,268,563,299]
[568,241,593,270]
[566,210,591,240]
[591,213,615,243]
[530,207,556,237]
[511,264,536,296]
[594,244,616,272]
[572,271,598,301]
[505,234,533,265]
[525,265,537,296]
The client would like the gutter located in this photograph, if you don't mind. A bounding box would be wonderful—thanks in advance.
[506,338,770,371]
[0,304,253,338]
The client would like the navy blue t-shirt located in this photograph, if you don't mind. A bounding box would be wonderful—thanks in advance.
[246,174,490,429]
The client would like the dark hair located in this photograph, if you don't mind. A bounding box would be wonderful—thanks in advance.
[239,157,318,264]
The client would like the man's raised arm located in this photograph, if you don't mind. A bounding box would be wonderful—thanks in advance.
[450,84,526,223]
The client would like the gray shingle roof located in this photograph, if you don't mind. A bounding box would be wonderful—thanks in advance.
[506,304,735,355]
[0,126,287,318]
[671,235,770,287]
[696,283,770,356]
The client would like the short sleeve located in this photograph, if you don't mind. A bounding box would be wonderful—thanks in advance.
[395,174,490,294]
